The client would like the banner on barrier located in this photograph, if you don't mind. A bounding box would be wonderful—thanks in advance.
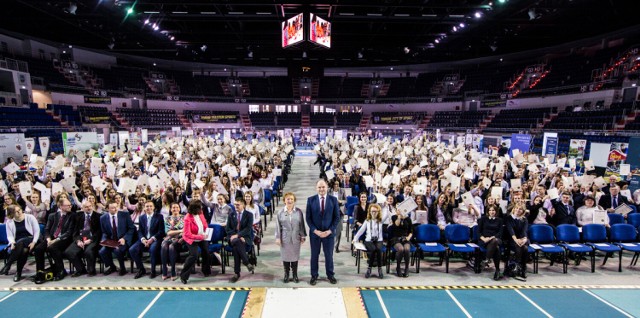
[24,138,35,156]
[39,137,49,157]
[0,134,26,163]
[62,132,99,156]
[509,134,531,157]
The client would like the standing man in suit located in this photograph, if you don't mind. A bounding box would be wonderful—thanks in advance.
[306,179,341,285]
[99,201,135,276]
[64,201,102,277]
[551,191,577,226]
[33,198,76,284]
[129,201,166,279]
[598,185,630,212]
[226,199,255,283]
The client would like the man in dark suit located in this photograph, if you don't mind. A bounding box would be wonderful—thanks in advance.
[99,201,135,276]
[225,198,255,283]
[64,201,102,277]
[551,191,577,226]
[598,185,630,212]
[33,198,76,284]
[306,179,341,285]
[129,201,165,279]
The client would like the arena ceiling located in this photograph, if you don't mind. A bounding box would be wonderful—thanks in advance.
[2,0,639,67]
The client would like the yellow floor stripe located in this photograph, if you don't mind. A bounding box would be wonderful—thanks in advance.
[242,287,266,318]
[342,288,368,318]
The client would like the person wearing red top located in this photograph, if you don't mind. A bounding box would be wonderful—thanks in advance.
[179,200,211,284]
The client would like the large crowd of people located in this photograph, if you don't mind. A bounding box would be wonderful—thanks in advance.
[0,131,638,285]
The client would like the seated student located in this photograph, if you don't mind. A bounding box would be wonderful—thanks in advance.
[550,191,577,226]
[577,195,609,227]
[203,193,233,226]
[64,201,102,277]
[506,204,529,281]
[410,195,429,225]
[388,209,413,278]
[352,204,385,279]
[161,203,185,281]
[526,195,551,225]
[129,201,166,279]
[179,200,211,284]
[477,205,504,281]
[0,205,40,281]
[33,198,76,284]
[428,194,453,231]
[99,201,136,276]
[225,199,255,283]
[453,203,480,227]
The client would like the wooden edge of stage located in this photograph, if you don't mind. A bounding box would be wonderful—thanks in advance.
[243,287,266,318]
[342,287,368,318]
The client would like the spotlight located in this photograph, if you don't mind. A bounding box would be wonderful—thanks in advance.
[528,9,539,20]
[66,2,78,15]
[434,39,440,44]
[459,23,465,28]
[153,25,159,31]
[127,7,134,15]
[490,45,497,52]
[144,19,150,24]
[170,36,175,41]
[248,51,254,58]
[107,42,115,50]
[200,45,207,52]
[452,26,457,32]
[498,0,506,3]
[403,47,410,54]
[357,52,363,59]
[474,11,482,18]
[152,23,157,28]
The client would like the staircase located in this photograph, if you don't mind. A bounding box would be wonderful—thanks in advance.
[478,113,495,130]
[112,110,131,129]
[616,109,639,131]
[539,110,559,128]
[44,109,70,128]
[359,114,371,130]
[240,114,252,131]
[177,114,192,129]
[417,114,432,129]
[301,114,310,128]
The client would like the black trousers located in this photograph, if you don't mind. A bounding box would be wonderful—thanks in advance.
[64,241,100,273]
[180,240,210,280]
[510,242,529,268]
[34,239,71,274]
[6,240,32,273]
[364,241,383,267]
[229,238,250,275]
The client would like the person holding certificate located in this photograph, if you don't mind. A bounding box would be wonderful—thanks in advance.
[388,208,413,277]
[179,200,211,284]
[352,204,384,279]
[577,195,609,227]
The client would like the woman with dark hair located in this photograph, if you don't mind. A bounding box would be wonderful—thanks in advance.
[0,205,40,281]
[352,204,385,279]
[178,200,211,284]
[506,204,529,280]
[381,194,397,232]
[478,205,504,280]
[388,208,413,277]
[161,202,184,281]
[428,193,453,231]
[353,191,369,230]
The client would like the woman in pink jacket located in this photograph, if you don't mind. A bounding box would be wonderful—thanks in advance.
[179,200,211,284]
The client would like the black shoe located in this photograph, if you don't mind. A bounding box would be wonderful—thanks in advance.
[34,271,46,284]
[230,274,240,283]
[104,267,117,276]
[310,276,318,286]
[246,263,255,273]
[54,271,67,281]
[365,267,372,279]
[328,276,337,284]
[88,270,97,277]
[283,272,290,283]
[292,274,299,283]
[149,272,157,279]
[71,270,87,278]
[0,265,10,275]
[335,248,340,253]
[134,270,147,279]
[119,268,127,276]
[396,268,402,277]
[13,273,22,282]
[180,277,188,284]
[378,267,384,279]
[520,270,527,279]
[493,270,502,281]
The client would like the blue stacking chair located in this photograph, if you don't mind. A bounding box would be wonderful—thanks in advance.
[629,205,638,214]
[346,203,357,242]
[263,189,273,219]
[528,224,567,273]
[272,179,281,207]
[610,224,640,267]
[208,224,227,274]
[259,205,267,231]
[556,225,592,272]
[0,224,9,263]
[353,229,385,273]
[346,196,358,207]
[582,224,622,272]
[627,213,640,230]
[414,224,446,273]
[608,213,625,226]
[444,224,476,273]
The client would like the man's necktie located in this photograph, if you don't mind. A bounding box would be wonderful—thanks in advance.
[112,216,118,240]
[237,212,242,231]
[54,214,65,238]
[613,196,618,209]
[321,196,325,216]
[83,214,90,232]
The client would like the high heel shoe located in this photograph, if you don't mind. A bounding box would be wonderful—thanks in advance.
[0,264,10,275]
[365,267,372,278]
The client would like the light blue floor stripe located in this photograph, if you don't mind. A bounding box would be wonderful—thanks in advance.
[520,289,629,318]
[588,289,640,317]
[451,289,547,318]
[59,291,158,318]
[0,291,11,300]
[0,291,84,318]
[378,290,468,318]
[360,290,386,318]
[226,291,249,318]
[143,291,246,318]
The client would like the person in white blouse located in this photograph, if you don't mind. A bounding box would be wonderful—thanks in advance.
[352,204,385,279]
[381,195,397,230]
[576,195,609,227]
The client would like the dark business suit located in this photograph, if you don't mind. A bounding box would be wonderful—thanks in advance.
[225,209,254,274]
[64,212,102,274]
[551,199,577,226]
[129,212,166,273]
[34,211,76,274]
[598,194,630,211]
[99,211,136,270]
[306,194,341,278]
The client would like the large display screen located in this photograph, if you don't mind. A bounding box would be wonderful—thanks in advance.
[282,13,304,48]
[309,13,331,48]
[0,70,15,93]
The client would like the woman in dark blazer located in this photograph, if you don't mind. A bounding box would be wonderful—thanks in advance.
[477,205,504,280]
[428,193,453,230]
[506,204,529,280]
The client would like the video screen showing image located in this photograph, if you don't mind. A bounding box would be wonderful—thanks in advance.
[309,13,331,48]
[282,13,304,48]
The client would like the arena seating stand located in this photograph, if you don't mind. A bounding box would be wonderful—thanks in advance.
[428,111,489,130]
[117,108,181,128]
[336,113,362,127]
[249,112,276,128]
[310,112,335,127]
[485,107,555,132]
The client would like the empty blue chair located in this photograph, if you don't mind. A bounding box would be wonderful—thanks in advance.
[608,213,625,226]
[414,224,446,273]
[528,224,566,273]
[0,224,9,260]
[627,213,640,230]
[610,224,640,267]
[346,196,358,207]
[444,224,476,273]
[208,224,227,274]
[263,189,273,219]
[582,224,622,272]
[555,225,592,272]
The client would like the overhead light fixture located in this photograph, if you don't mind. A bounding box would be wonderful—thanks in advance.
[144,19,150,24]
[170,36,175,41]
[153,25,159,31]
[302,51,307,58]
[490,45,497,51]
[498,0,506,3]
[66,2,77,15]
[452,26,458,32]
[107,42,114,50]
[474,11,482,18]
[127,7,134,15]
[200,45,207,52]
[528,9,539,20]
[434,39,440,44]
[357,52,363,59]
[459,23,465,28]
[404,47,410,54]
[248,51,254,58]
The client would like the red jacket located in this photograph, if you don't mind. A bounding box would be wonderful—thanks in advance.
[183,213,208,245]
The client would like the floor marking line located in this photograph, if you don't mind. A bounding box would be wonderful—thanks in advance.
[137,290,164,318]
[445,290,472,318]
[374,290,391,318]
[514,289,553,318]
[221,290,236,318]
[52,290,92,318]
[582,289,634,318]
[0,291,18,303]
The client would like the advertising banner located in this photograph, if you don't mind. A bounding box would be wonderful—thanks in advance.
[39,137,49,157]
[0,134,26,163]
[24,138,35,156]
[509,134,531,157]
[607,142,629,174]
[83,96,112,104]
[62,132,99,156]
[192,114,238,123]
[568,139,587,165]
